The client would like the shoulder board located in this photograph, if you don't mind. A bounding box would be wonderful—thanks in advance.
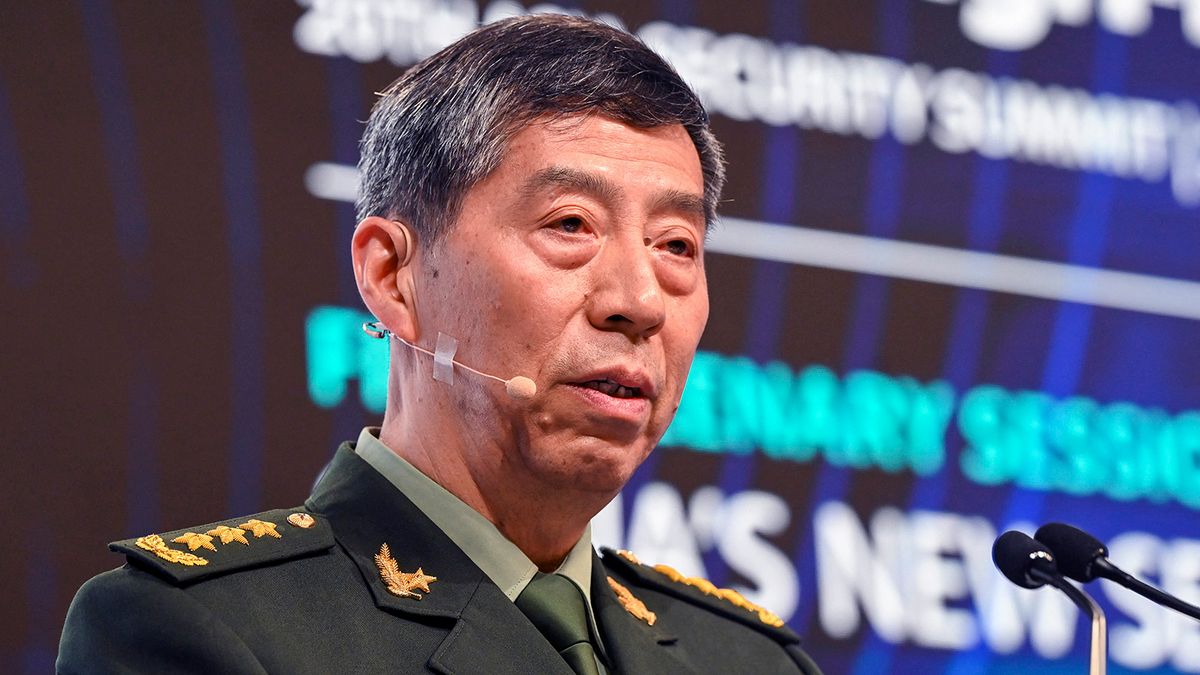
[110,507,335,585]
[600,546,800,645]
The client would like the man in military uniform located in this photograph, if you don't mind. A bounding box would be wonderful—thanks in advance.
[58,14,821,674]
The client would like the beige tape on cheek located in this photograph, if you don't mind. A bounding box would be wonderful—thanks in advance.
[433,332,458,385]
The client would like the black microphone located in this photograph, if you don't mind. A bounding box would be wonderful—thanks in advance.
[993,530,1107,675]
[1036,522,1200,622]
[993,530,1059,588]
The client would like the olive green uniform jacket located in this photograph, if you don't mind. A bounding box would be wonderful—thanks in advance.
[58,443,821,674]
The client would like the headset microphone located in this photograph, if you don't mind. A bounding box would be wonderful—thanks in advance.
[362,321,537,400]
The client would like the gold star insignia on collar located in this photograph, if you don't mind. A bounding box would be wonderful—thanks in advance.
[608,576,656,626]
[239,519,281,539]
[171,532,217,552]
[207,525,250,546]
[375,543,437,600]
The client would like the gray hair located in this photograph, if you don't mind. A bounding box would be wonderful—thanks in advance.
[356,14,725,244]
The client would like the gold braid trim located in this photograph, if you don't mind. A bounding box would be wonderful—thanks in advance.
[652,563,784,627]
[135,534,209,567]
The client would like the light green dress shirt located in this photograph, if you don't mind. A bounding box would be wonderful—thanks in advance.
[355,428,608,671]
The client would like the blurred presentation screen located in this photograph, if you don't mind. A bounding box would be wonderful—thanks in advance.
[301,1,1200,672]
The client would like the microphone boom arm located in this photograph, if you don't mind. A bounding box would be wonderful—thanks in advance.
[1031,568,1106,675]
[1094,558,1200,622]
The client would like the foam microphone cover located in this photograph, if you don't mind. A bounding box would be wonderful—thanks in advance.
[1035,522,1108,582]
[993,530,1058,589]
[505,376,537,400]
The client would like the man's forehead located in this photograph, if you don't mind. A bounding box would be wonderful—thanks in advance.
[498,116,704,212]
[520,114,695,151]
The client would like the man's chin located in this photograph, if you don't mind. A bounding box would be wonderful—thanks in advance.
[526,436,652,494]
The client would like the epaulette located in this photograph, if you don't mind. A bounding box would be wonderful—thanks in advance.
[600,546,800,645]
[110,507,335,585]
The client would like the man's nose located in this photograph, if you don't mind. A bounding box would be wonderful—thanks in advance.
[587,236,666,340]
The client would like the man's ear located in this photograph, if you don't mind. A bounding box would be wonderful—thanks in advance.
[352,216,420,342]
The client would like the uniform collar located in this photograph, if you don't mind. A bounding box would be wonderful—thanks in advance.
[307,444,574,674]
[353,428,606,658]
[308,441,693,674]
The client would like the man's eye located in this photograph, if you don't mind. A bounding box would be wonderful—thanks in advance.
[556,216,585,234]
[664,239,693,257]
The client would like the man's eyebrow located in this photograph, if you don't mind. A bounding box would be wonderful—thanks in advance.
[649,189,707,228]
[521,165,707,228]
[520,166,621,204]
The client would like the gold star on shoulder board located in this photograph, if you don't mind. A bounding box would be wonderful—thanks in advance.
[375,543,437,600]
[207,525,250,546]
[239,519,281,539]
[171,532,217,552]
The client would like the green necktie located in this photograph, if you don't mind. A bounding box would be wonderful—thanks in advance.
[515,572,601,675]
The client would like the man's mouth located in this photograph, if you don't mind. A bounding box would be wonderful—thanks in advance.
[577,379,642,399]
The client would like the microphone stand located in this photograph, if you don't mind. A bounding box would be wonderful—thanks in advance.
[1033,568,1107,675]
[1093,558,1200,622]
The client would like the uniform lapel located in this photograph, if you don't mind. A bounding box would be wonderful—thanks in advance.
[307,445,570,675]
[428,581,572,675]
[590,552,697,674]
